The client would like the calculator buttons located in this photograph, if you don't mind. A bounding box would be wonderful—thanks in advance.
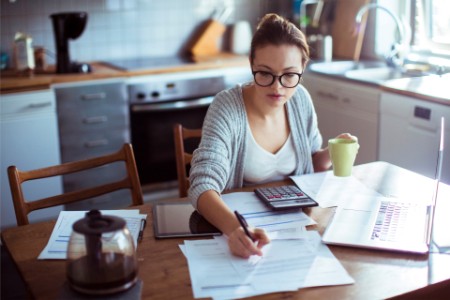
[254,185,318,210]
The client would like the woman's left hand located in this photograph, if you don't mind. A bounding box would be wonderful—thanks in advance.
[335,133,358,142]
[312,132,358,172]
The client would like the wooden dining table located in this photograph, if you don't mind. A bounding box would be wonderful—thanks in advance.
[2,161,450,299]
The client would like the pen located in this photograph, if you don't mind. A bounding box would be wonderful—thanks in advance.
[234,210,255,242]
[138,219,146,242]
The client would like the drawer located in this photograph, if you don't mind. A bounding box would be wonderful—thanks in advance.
[59,129,130,163]
[1,90,55,116]
[338,88,379,113]
[58,105,129,135]
[55,82,127,117]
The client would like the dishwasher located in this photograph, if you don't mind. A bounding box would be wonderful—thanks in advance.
[379,92,450,185]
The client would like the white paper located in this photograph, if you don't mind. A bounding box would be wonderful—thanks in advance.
[222,192,316,229]
[38,210,147,260]
[264,223,307,240]
[221,192,271,214]
[291,171,382,208]
[181,231,353,299]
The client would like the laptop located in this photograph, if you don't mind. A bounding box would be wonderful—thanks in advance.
[322,117,445,254]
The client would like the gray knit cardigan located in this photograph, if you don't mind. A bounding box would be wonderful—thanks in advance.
[188,83,322,208]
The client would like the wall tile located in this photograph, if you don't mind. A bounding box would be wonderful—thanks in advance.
[0,0,291,69]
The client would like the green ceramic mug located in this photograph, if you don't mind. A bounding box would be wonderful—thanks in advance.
[328,138,360,177]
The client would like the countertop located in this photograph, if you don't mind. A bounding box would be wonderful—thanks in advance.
[2,55,449,107]
[0,53,249,94]
[381,74,450,106]
[305,61,450,106]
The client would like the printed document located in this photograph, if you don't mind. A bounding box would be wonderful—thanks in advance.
[180,231,353,300]
[38,210,147,260]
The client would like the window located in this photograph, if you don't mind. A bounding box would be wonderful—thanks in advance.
[411,0,450,56]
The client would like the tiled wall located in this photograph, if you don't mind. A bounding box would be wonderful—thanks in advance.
[0,0,292,68]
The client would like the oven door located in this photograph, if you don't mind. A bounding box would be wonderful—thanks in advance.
[130,96,212,187]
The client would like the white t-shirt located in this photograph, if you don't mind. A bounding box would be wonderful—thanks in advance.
[243,126,297,185]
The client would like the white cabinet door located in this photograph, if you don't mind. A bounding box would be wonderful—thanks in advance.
[302,74,380,164]
[1,90,63,229]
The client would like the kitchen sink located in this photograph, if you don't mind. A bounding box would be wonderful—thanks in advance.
[345,67,413,83]
[308,60,386,75]
[307,60,428,85]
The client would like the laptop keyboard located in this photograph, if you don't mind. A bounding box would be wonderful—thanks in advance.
[371,201,421,242]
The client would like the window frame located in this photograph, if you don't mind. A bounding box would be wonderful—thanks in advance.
[409,0,450,58]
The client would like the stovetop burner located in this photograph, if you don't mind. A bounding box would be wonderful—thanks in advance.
[103,56,194,71]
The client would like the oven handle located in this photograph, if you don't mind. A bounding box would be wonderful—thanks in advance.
[131,96,214,112]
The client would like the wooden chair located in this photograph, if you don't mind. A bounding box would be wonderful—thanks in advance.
[173,123,202,198]
[7,143,143,226]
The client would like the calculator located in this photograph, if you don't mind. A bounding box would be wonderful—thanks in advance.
[254,185,318,211]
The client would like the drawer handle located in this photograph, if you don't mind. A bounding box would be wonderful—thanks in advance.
[84,139,109,148]
[28,102,52,108]
[83,116,108,124]
[317,91,339,101]
[342,97,351,103]
[81,93,106,100]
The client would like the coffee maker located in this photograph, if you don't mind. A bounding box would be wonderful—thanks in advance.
[50,12,91,74]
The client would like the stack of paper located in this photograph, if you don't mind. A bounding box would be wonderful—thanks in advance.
[180,232,354,299]
[39,210,147,260]
[179,192,354,299]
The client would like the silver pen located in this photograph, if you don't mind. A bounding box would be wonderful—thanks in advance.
[138,219,146,242]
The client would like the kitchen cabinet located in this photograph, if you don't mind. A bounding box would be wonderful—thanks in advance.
[302,73,380,164]
[53,78,131,211]
[379,92,450,184]
[1,89,63,230]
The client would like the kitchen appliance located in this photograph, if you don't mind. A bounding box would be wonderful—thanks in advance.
[50,12,91,74]
[67,210,138,295]
[128,72,226,187]
[379,92,450,185]
[122,60,251,189]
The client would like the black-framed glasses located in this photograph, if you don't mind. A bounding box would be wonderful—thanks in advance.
[252,71,303,88]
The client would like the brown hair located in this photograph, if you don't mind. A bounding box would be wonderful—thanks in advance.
[250,13,309,68]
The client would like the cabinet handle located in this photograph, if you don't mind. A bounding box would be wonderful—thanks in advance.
[81,93,106,100]
[28,102,52,108]
[84,139,109,148]
[131,96,214,112]
[342,97,351,103]
[83,116,108,124]
[317,91,339,101]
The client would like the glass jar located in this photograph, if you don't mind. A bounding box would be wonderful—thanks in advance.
[66,210,138,295]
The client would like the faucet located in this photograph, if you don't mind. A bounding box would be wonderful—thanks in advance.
[355,3,409,69]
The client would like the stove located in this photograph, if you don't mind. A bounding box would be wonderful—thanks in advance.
[103,55,194,71]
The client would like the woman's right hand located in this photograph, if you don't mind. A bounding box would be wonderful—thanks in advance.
[227,227,270,258]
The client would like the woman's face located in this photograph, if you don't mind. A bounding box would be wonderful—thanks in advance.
[251,44,303,109]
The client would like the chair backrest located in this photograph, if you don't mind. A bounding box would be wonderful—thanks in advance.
[173,123,202,198]
[7,143,144,226]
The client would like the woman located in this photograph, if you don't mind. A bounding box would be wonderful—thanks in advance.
[188,13,356,258]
